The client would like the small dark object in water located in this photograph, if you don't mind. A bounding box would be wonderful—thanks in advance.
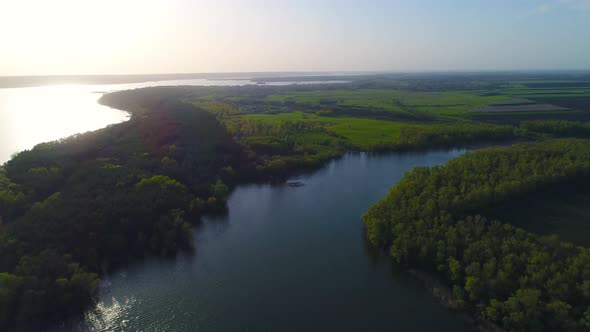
[287,181,304,187]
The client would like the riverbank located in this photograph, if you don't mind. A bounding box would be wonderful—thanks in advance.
[407,269,505,332]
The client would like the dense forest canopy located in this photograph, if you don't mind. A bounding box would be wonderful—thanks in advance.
[363,139,590,331]
[0,99,244,330]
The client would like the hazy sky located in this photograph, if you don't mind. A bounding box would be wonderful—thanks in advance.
[1,0,590,75]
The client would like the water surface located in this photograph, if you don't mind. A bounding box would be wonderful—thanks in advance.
[58,150,473,332]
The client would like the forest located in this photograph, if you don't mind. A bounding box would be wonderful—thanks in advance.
[0,99,246,330]
[363,139,590,331]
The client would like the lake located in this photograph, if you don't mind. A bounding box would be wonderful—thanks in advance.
[54,150,473,332]
[0,78,347,163]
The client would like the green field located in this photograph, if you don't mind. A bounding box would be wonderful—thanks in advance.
[192,80,590,127]
[265,89,507,117]
[234,111,415,148]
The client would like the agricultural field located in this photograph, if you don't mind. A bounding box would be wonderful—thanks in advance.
[470,81,590,122]
[264,89,506,118]
[231,111,417,149]
[471,104,569,112]
[496,80,590,100]
[488,97,535,105]
[187,74,590,152]
[190,76,590,127]
[532,96,590,111]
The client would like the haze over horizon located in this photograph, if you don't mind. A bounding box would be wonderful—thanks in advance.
[2,0,590,76]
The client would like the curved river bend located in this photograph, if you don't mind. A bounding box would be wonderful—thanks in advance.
[55,150,473,332]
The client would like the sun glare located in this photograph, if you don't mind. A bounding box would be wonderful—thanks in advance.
[1,0,174,75]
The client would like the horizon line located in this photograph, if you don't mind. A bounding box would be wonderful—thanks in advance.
[2,68,590,78]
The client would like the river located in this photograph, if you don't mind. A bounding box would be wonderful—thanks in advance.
[54,150,473,332]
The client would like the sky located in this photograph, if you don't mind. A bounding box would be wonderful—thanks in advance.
[1,0,589,75]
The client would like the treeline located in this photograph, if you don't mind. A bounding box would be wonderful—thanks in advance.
[367,123,516,152]
[225,119,520,178]
[0,101,244,330]
[363,139,590,331]
[315,104,429,122]
[520,120,590,138]
[225,119,346,177]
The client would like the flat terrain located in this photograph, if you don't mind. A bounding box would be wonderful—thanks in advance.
[232,111,417,148]
[186,74,590,152]
[490,98,535,105]
[471,104,569,112]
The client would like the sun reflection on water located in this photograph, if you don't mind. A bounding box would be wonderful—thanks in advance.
[84,296,138,332]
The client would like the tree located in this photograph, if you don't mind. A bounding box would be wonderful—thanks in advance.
[211,179,229,198]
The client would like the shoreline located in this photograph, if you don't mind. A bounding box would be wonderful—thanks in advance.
[406,269,505,332]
